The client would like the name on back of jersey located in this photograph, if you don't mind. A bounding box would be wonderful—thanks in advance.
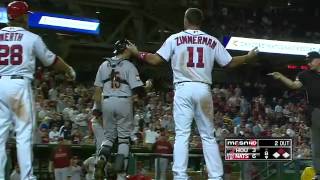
[0,33,24,41]
[175,35,217,49]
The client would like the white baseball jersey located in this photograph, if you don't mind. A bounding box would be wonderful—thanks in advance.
[0,27,56,79]
[156,29,232,84]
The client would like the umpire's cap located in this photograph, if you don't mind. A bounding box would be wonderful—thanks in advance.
[113,39,130,55]
[306,51,320,62]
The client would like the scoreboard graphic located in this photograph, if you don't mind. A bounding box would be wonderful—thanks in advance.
[225,139,292,161]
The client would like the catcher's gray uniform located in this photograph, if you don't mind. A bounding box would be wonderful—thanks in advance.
[94,56,143,177]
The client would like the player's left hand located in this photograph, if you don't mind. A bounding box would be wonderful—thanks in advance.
[126,40,139,57]
[248,47,259,57]
[247,47,259,59]
[66,66,76,81]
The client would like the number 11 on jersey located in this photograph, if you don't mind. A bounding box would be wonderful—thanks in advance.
[187,47,204,68]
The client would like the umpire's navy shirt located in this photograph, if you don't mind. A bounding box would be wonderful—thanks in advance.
[297,70,320,106]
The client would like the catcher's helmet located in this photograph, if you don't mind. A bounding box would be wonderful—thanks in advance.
[7,1,30,20]
[113,39,130,55]
[306,51,320,62]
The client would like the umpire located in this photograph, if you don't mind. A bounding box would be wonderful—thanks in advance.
[93,39,145,180]
[270,51,320,180]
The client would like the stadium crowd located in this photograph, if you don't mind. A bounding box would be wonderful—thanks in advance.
[30,68,312,158]
[206,5,319,43]
[8,61,312,179]
[5,64,309,179]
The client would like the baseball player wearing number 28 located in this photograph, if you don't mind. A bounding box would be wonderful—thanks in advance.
[0,1,76,180]
[127,8,259,180]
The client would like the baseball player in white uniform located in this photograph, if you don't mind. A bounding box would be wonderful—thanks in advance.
[127,8,258,180]
[0,1,76,179]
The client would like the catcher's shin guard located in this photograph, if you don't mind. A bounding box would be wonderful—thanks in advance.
[114,154,125,172]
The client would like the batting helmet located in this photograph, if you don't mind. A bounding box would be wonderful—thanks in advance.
[113,39,130,55]
[7,1,30,20]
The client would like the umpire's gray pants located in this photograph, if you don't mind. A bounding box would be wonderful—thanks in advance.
[102,97,133,146]
[311,108,320,174]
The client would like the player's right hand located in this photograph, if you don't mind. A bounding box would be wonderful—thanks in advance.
[126,40,139,57]
[267,72,282,79]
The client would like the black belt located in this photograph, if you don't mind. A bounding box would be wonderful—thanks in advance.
[174,81,210,85]
[0,75,24,79]
[104,96,130,99]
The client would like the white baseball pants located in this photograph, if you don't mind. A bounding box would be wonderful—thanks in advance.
[0,76,36,180]
[172,82,223,180]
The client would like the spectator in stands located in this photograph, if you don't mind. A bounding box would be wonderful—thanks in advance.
[162,111,174,132]
[240,96,250,114]
[272,127,284,138]
[83,154,96,180]
[68,155,82,180]
[234,120,246,136]
[38,102,52,120]
[286,124,296,138]
[49,126,60,144]
[252,121,262,137]
[10,164,20,180]
[39,116,50,130]
[74,107,89,134]
[40,128,49,144]
[132,109,143,143]
[227,93,240,107]
[232,112,242,126]
[190,135,202,149]
[48,86,58,101]
[48,113,64,130]
[224,162,232,180]
[62,99,75,121]
[49,138,72,180]
[71,126,83,144]
[39,82,49,100]
[81,133,95,145]
[59,120,72,142]
[144,124,159,145]
[56,94,67,113]
[153,131,173,180]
